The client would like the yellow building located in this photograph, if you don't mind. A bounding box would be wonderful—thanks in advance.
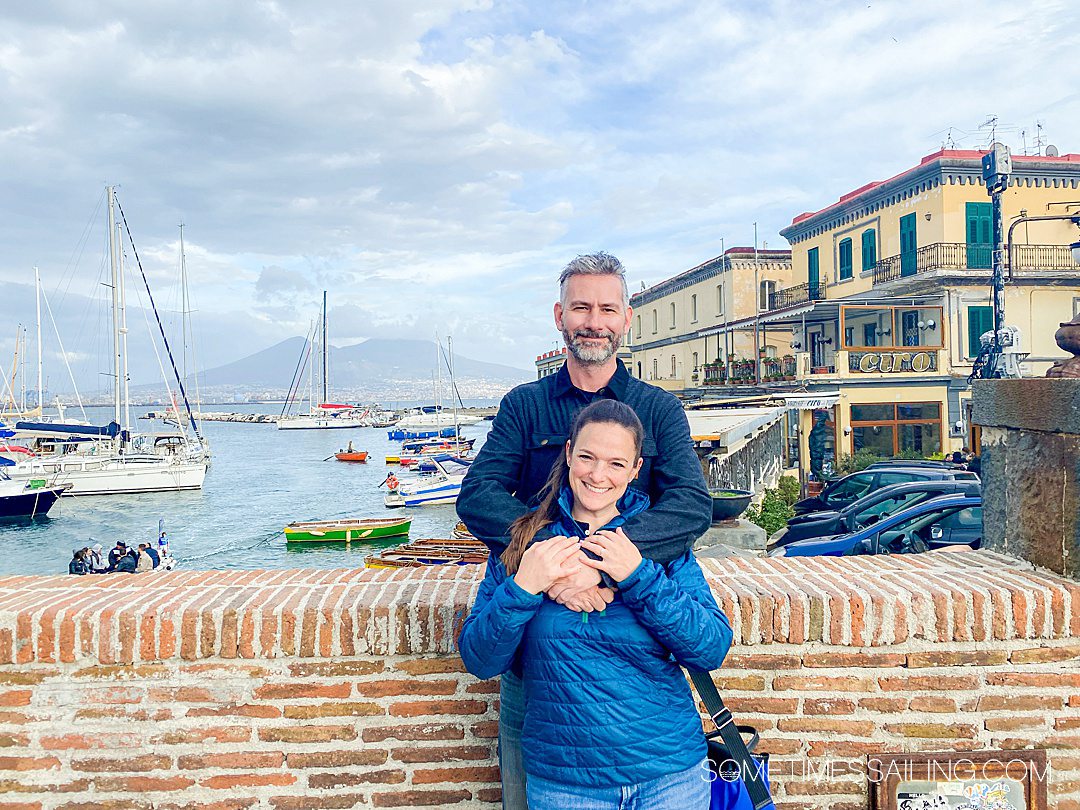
[773,148,1080,471]
[535,347,567,379]
[628,248,795,390]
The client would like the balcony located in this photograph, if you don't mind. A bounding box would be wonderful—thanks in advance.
[767,281,827,311]
[872,242,1077,285]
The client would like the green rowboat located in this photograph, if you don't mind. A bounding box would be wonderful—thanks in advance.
[284,517,412,543]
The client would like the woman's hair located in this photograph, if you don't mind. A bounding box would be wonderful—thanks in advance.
[501,399,644,573]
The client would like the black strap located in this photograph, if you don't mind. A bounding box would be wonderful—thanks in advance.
[689,670,773,810]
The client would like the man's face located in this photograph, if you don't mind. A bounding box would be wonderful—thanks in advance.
[554,275,632,366]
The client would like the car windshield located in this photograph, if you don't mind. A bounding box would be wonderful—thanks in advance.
[879,503,968,545]
[852,490,929,527]
[826,474,873,503]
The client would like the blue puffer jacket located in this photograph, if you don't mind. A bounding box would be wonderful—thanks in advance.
[458,486,733,787]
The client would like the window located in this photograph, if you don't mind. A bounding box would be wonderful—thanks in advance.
[651,358,658,379]
[692,351,699,370]
[967,305,993,358]
[671,355,677,376]
[669,302,676,328]
[841,306,944,349]
[652,309,657,333]
[808,247,820,290]
[899,213,917,276]
[759,280,776,311]
[839,238,853,280]
[717,284,725,316]
[850,402,942,457]
[861,229,877,272]
[966,202,992,269]
[691,294,698,322]
[635,315,641,340]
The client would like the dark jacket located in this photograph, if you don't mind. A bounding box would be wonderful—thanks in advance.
[457,360,711,564]
[68,557,89,575]
[114,551,138,574]
[458,486,732,787]
[146,547,160,568]
[108,546,126,571]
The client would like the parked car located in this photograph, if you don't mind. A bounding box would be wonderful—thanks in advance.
[771,479,982,547]
[771,494,983,557]
[793,467,979,515]
[865,459,962,470]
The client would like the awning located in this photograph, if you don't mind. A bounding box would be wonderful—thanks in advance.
[779,393,841,410]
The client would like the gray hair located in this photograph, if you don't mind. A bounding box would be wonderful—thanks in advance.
[558,252,629,308]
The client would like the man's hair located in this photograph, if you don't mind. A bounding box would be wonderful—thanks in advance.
[558,252,629,308]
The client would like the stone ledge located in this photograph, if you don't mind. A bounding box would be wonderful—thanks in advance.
[972,377,1080,433]
[0,552,1076,665]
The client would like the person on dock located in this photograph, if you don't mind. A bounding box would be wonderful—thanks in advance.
[107,541,128,572]
[457,252,712,809]
[88,543,108,573]
[68,549,89,576]
[459,400,730,809]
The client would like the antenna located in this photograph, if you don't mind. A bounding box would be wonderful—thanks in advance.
[978,115,998,147]
[1033,121,1046,156]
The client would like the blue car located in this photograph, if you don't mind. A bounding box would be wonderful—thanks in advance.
[771,494,983,557]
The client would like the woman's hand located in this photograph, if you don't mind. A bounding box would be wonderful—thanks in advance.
[513,536,583,595]
[579,528,642,583]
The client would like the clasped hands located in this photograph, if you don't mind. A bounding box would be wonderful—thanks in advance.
[511,529,642,612]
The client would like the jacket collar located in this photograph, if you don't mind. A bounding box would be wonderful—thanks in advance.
[552,358,630,401]
[553,483,650,535]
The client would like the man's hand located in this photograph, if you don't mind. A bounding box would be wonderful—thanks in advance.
[559,585,614,613]
[513,536,582,595]
[579,527,643,583]
[546,551,612,612]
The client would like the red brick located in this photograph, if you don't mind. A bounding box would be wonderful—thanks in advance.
[258,726,357,743]
[363,723,465,743]
[394,659,467,676]
[390,700,487,717]
[92,776,196,792]
[802,698,856,715]
[717,697,798,715]
[0,733,29,748]
[878,674,980,691]
[465,680,500,694]
[908,697,961,713]
[986,717,1047,731]
[987,672,1080,687]
[309,770,406,789]
[287,750,388,769]
[392,746,491,764]
[724,653,802,670]
[0,691,31,707]
[287,660,384,677]
[71,754,171,773]
[252,683,350,700]
[151,726,252,745]
[357,679,458,697]
[906,650,1007,667]
[186,704,281,718]
[371,789,471,806]
[269,796,370,810]
[977,695,1062,712]
[283,701,384,719]
[412,766,501,784]
[1010,644,1080,664]
[0,756,61,771]
[801,652,905,668]
[178,752,284,770]
[777,718,875,735]
[773,675,875,692]
[471,721,499,739]
[883,723,978,738]
[201,773,297,789]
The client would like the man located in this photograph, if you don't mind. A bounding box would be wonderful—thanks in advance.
[457,252,712,809]
[107,541,127,572]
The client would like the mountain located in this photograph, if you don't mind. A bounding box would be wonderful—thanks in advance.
[148,337,533,401]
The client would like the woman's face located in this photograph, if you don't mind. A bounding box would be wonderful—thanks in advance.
[566,421,643,519]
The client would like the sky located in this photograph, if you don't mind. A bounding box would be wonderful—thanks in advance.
[1,0,1078,394]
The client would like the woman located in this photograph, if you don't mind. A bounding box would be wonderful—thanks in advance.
[459,399,732,810]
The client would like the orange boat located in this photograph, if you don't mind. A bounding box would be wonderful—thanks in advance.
[335,451,368,462]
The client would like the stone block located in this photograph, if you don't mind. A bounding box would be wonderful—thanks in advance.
[972,378,1080,434]
[695,519,767,555]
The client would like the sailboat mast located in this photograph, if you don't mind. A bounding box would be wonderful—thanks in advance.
[106,186,122,427]
[118,219,131,433]
[179,223,187,383]
[35,267,42,412]
[448,336,460,439]
[321,290,328,406]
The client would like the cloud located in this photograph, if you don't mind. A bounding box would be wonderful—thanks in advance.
[0,0,1077,370]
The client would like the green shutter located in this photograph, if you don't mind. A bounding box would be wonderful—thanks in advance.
[839,238,853,280]
[966,202,992,269]
[899,214,917,276]
[862,229,876,272]
[967,305,993,357]
[808,247,820,291]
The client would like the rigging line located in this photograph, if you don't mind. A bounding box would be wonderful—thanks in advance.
[113,197,204,445]
[439,343,466,410]
[53,190,105,309]
[282,329,314,417]
[40,286,88,420]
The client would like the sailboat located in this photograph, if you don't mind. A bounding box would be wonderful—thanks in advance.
[393,338,482,429]
[278,291,365,430]
[7,187,209,495]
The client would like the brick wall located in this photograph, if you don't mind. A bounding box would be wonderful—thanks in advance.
[0,552,1077,809]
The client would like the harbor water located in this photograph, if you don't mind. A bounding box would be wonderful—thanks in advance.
[0,404,494,576]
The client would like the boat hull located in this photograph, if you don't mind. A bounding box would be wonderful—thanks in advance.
[9,457,207,496]
[0,487,65,519]
[284,518,411,543]
[278,416,365,430]
[334,452,368,462]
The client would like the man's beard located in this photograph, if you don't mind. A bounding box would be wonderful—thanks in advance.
[563,328,621,365]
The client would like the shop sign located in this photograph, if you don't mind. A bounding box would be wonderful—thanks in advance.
[849,350,937,374]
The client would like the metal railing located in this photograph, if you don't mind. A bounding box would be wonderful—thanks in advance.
[767,281,826,311]
[872,242,1077,285]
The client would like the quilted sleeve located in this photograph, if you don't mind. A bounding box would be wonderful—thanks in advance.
[457,560,544,680]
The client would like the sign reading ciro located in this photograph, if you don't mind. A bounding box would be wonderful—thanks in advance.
[851,351,936,373]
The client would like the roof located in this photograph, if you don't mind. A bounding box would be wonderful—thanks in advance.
[631,247,792,308]
[787,148,1080,229]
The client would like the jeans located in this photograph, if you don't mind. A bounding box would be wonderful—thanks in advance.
[498,672,528,810]
[526,762,711,810]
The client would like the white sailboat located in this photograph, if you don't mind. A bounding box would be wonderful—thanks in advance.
[8,187,208,495]
[278,291,365,430]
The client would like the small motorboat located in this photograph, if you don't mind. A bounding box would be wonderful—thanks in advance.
[284,516,412,543]
[334,450,368,462]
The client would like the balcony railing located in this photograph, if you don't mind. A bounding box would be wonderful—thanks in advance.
[767,281,826,311]
[872,242,1077,285]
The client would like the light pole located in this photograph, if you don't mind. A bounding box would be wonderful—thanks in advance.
[977,143,1012,378]
[753,222,761,385]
